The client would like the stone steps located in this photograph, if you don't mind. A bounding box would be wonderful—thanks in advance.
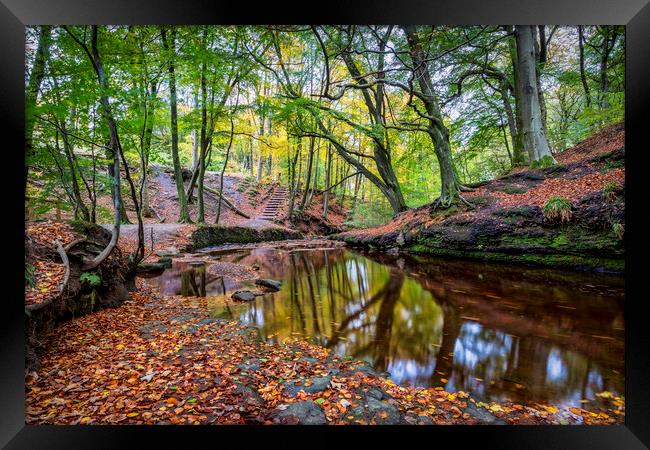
[254,185,289,221]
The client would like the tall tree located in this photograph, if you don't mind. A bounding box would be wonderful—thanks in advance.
[514,26,555,165]
[161,26,192,223]
[25,26,53,183]
[401,25,471,208]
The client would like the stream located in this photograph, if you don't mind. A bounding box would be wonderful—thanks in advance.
[145,242,624,409]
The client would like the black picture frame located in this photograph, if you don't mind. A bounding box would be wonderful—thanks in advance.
[2,0,648,448]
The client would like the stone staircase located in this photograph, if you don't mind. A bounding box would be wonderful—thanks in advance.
[257,186,288,221]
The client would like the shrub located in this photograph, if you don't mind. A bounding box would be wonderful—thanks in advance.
[80,272,101,286]
[25,263,36,288]
[543,196,573,223]
[612,222,624,240]
[603,181,619,202]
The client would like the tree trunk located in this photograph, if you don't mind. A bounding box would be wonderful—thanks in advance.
[25,25,52,183]
[578,26,592,108]
[402,25,465,207]
[72,26,127,269]
[514,25,555,165]
[215,119,235,224]
[161,26,191,223]
[298,136,315,213]
[287,138,301,219]
[507,26,528,166]
[197,28,209,223]
[323,142,332,219]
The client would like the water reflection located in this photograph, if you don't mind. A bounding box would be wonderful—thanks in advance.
[149,248,625,408]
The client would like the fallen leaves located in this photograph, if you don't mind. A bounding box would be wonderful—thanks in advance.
[25,276,625,426]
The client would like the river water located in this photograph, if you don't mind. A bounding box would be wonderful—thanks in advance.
[146,244,624,409]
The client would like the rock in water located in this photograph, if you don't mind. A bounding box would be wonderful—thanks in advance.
[255,278,282,291]
[156,246,180,257]
[232,290,256,302]
[269,400,327,425]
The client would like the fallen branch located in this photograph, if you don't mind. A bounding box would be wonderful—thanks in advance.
[203,185,250,219]
[54,240,70,294]
[64,238,86,252]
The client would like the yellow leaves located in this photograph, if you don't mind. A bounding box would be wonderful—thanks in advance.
[115,344,125,351]
[79,416,92,424]
[489,404,502,413]
[596,391,614,399]
[127,412,139,417]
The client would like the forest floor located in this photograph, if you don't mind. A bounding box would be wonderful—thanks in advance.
[337,122,625,244]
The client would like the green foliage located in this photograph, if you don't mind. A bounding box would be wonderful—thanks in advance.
[530,155,556,170]
[347,199,393,229]
[603,181,618,202]
[25,263,36,288]
[80,272,101,286]
[612,222,624,240]
[543,196,573,223]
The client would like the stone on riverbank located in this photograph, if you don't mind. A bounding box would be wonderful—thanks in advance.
[255,278,282,291]
[269,400,327,425]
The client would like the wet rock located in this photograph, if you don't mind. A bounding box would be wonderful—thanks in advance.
[232,290,257,302]
[139,322,167,339]
[349,361,377,376]
[283,376,332,396]
[136,262,166,276]
[255,278,282,291]
[235,383,264,408]
[366,397,401,424]
[156,246,180,257]
[198,318,226,326]
[237,360,261,372]
[169,314,194,323]
[298,357,319,364]
[157,257,173,268]
[269,400,327,425]
[350,397,401,425]
[404,413,434,425]
[464,401,506,425]
[365,388,388,401]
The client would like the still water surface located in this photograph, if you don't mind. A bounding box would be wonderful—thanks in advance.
[147,245,624,408]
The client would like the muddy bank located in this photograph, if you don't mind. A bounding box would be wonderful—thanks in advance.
[25,221,136,371]
[333,144,625,273]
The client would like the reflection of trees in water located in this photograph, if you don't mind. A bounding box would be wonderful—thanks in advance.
[180,264,207,297]
[247,249,623,404]
[430,304,460,388]
[368,271,404,372]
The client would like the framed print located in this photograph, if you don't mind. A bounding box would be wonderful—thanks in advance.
[2,0,649,448]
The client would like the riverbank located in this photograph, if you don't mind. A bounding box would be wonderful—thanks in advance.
[25,246,624,426]
[333,123,625,273]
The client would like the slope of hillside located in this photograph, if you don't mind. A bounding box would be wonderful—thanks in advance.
[334,123,625,272]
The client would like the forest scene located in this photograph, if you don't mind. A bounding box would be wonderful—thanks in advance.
[24,25,625,425]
